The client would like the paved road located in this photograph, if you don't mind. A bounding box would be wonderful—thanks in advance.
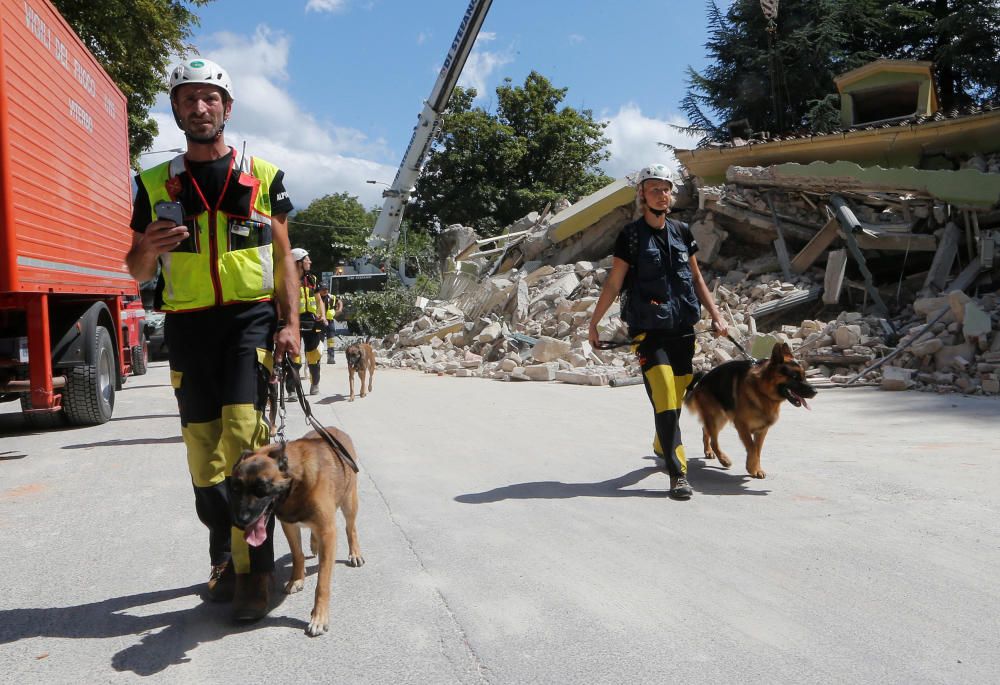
[1,361,998,684]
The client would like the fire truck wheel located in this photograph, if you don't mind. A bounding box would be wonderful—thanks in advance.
[131,336,148,376]
[19,394,66,428]
[64,326,116,425]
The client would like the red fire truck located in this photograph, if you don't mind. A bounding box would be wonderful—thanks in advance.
[0,0,146,426]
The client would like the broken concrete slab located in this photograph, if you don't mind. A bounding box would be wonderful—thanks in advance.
[963,302,991,341]
[531,335,572,363]
[881,366,916,390]
[523,363,557,381]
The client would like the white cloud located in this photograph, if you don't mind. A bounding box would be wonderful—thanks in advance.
[600,103,701,180]
[452,30,513,100]
[417,31,429,45]
[568,33,585,44]
[305,0,347,13]
[457,46,514,100]
[146,26,395,209]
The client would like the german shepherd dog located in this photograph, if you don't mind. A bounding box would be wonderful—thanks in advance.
[684,342,817,479]
[345,341,375,401]
[229,428,365,636]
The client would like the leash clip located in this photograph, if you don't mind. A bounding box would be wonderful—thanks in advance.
[274,360,287,445]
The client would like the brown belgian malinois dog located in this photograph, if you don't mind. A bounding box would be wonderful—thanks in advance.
[345,341,375,401]
[229,428,364,636]
[684,341,817,479]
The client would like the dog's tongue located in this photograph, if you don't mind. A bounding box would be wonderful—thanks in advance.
[244,515,268,547]
[794,391,811,410]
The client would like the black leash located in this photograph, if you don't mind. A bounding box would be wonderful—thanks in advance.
[594,330,697,350]
[277,358,359,473]
[593,339,634,350]
[726,333,761,365]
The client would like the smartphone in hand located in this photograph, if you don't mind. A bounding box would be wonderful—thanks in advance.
[154,200,185,226]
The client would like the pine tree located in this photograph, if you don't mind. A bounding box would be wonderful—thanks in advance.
[887,1,1000,109]
[681,0,999,144]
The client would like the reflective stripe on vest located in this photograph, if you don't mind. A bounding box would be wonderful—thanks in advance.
[140,151,278,312]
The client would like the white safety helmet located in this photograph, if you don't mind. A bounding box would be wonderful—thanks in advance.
[635,163,680,191]
[291,248,310,262]
[169,58,234,101]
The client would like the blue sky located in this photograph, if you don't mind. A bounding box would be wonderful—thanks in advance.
[145,0,732,210]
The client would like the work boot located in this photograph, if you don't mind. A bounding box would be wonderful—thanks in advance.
[309,382,320,396]
[668,476,693,500]
[231,572,271,622]
[206,560,235,602]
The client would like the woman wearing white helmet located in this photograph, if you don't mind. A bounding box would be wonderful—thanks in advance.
[126,56,300,621]
[588,164,727,500]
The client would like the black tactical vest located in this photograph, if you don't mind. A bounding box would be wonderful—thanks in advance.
[620,218,701,335]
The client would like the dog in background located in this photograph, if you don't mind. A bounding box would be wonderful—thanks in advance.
[229,427,364,636]
[345,341,375,401]
[684,341,817,479]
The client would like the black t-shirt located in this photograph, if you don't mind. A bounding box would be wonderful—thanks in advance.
[613,217,698,265]
[130,150,293,232]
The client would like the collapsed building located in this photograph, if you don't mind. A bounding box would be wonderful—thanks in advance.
[380,60,1000,395]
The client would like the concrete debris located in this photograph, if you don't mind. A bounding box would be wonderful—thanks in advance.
[374,147,1000,397]
[373,246,1000,396]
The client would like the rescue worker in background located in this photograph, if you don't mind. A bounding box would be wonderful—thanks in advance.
[317,283,343,364]
[588,164,727,501]
[126,57,298,621]
[289,248,326,395]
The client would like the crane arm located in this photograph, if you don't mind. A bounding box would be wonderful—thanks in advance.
[368,0,494,249]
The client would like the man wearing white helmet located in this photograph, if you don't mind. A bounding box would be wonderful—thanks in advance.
[288,248,326,395]
[588,164,727,500]
[126,57,298,621]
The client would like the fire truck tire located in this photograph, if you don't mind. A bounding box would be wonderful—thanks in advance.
[63,326,116,425]
[131,336,148,376]
[19,394,66,428]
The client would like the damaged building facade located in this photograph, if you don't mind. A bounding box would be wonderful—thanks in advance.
[380,60,1000,395]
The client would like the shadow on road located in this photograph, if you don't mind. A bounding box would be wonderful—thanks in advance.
[455,466,666,503]
[456,457,770,503]
[110,413,178,422]
[0,583,299,676]
[315,394,348,404]
[686,458,771,496]
[62,436,184,449]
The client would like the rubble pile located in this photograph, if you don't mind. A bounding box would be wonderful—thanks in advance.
[372,136,1000,395]
[376,256,1000,394]
[381,260,639,387]
[877,291,1000,394]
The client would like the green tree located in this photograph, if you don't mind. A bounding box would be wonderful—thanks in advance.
[887,0,1000,109]
[288,193,377,275]
[681,0,889,142]
[410,72,612,236]
[52,0,213,164]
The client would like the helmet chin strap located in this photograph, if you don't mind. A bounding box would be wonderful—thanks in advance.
[649,207,667,217]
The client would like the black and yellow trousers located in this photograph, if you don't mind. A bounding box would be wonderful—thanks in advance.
[634,329,696,478]
[290,316,322,387]
[165,301,276,575]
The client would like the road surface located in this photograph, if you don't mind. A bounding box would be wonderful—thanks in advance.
[1,362,998,683]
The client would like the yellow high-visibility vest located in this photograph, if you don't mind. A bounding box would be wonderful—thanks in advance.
[140,150,279,312]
